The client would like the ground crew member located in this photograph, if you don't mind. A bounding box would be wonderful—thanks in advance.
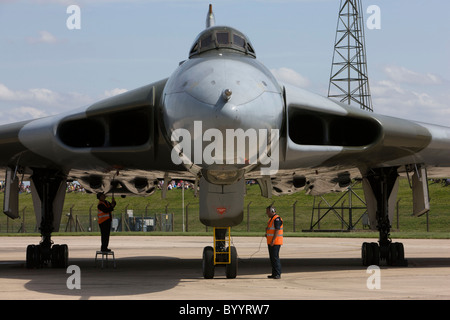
[265,206,283,279]
[97,193,116,252]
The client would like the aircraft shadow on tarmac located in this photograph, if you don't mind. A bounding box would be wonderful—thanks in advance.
[1,256,449,298]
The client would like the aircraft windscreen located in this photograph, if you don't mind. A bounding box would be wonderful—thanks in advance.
[217,32,229,44]
[233,34,245,47]
[189,26,256,58]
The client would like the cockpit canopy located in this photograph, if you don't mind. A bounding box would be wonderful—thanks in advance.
[189,26,256,58]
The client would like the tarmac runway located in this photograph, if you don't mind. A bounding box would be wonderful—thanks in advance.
[0,235,449,300]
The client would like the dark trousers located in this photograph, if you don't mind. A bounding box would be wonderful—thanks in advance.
[268,245,281,277]
[99,219,111,251]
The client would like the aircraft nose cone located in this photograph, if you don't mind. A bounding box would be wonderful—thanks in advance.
[162,56,284,168]
[170,57,277,107]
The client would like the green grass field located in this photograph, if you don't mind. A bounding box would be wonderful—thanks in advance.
[1,178,450,238]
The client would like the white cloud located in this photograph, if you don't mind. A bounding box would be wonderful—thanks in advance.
[103,88,128,98]
[15,106,48,119]
[383,65,444,86]
[27,31,58,44]
[0,106,50,125]
[0,84,61,105]
[370,76,450,126]
[0,83,134,124]
[365,65,450,126]
[0,83,92,124]
[0,83,16,100]
[270,67,310,88]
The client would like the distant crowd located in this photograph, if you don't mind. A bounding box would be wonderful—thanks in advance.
[157,179,257,190]
[0,181,86,194]
[158,180,194,190]
[0,179,259,194]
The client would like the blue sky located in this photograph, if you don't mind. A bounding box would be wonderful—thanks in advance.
[0,0,449,126]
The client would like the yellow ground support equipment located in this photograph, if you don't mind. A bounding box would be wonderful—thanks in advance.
[202,227,237,279]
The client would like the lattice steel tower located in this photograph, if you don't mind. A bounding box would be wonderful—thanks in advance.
[328,0,373,112]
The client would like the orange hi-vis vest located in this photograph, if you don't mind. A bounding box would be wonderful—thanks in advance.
[266,214,283,245]
[97,200,112,224]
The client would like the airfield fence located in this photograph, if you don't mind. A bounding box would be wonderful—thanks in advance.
[0,197,435,234]
[0,179,446,234]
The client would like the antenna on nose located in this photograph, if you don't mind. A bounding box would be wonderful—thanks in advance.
[206,4,215,28]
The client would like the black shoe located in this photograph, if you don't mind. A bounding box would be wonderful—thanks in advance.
[267,275,281,279]
[101,248,111,252]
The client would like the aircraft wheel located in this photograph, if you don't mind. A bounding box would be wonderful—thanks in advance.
[361,242,372,266]
[26,244,42,269]
[26,245,37,269]
[387,242,404,266]
[51,244,60,268]
[59,244,69,268]
[361,242,380,267]
[225,246,238,279]
[202,246,215,279]
[396,243,405,261]
[387,243,397,266]
[370,242,380,266]
[51,244,69,268]
[362,242,380,266]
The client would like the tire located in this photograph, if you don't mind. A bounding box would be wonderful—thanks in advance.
[51,244,69,268]
[225,246,238,279]
[26,245,36,269]
[370,242,380,266]
[33,245,42,268]
[387,242,398,266]
[59,244,69,268]
[388,242,404,266]
[51,244,60,268]
[396,242,405,261]
[362,242,372,266]
[202,246,215,279]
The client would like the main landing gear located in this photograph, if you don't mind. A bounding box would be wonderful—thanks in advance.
[362,241,405,266]
[26,169,69,269]
[362,167,408,267]
[202,227,238,279]
[26,243,68,269]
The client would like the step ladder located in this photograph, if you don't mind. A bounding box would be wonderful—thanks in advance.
[213,227,231,265]
[95,250,116,269]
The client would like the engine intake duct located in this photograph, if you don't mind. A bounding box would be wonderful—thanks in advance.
[58,106,151,149]
[288,109,381,147]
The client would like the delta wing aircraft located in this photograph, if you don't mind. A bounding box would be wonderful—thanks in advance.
[2,5,449,278]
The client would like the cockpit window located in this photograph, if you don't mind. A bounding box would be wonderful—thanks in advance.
[201,34,213,49]
[189,43,198,55]
[217,32,229,45]
[233,34,245,48]
[189,26,256,58]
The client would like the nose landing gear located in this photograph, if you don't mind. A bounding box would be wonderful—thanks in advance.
[202,227,238,279]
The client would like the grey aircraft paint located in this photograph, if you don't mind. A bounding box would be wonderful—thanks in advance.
[0,5,449,228]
